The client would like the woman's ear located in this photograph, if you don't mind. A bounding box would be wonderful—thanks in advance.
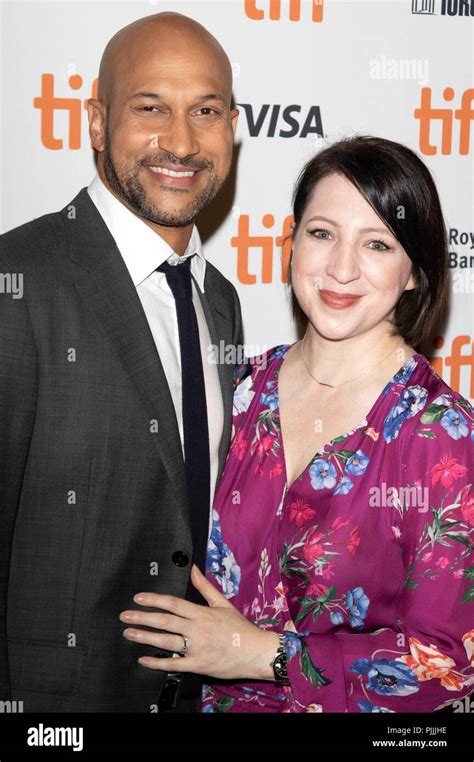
[404,270,416,291]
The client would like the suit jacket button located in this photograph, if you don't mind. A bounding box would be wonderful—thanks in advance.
[172,551,189,567]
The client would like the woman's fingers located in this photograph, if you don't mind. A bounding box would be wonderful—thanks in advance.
[119,608,187,634]
[131,592,201,619]
[137,654,196,672]
[122,627,186,655]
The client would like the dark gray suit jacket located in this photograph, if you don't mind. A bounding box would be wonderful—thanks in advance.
[0,188,242,712]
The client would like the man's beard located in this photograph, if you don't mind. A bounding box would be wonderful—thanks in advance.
[103,130,226,227]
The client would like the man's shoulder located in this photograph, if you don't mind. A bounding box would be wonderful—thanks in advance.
[0,187,92,269]
[0,206,67,269]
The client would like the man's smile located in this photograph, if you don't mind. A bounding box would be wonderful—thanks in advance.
[144,163,204,188]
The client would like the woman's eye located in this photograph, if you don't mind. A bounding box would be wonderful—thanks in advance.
[308,228,331,239]
[369,239,391,251]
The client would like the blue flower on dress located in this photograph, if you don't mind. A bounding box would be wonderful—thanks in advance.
[283,632,302,659]
[440,407,469,440]
[330,611,345,625]
[270,345,289,360]
[382,356,417,396]
[345,450,370,477]
[333,476,353,495]
[345,587,370,629]
[206,509,241,598]
[349,657,419,696]
[309,459,337,490]
[383,384,428,443]
[357,700,395,713]
[260,388,279,411]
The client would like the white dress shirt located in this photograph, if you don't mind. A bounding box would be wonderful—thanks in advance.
[87,174,224,537]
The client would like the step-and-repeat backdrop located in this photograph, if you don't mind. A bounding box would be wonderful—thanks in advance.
[1,0,473,398]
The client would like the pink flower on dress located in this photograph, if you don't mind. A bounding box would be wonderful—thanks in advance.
[250,597,261,617]
[332,516,351,530]
[290,498,316,529]
[347,527,360,555]
[422,551,433,563]
[435,556,450,569]
[270,461,283,479]
[307,582,329,597]
[231,429,248,460]
[321,562,336,581]
[303,528,324,564]
[459,485,474,527]
[253,434,275,458]
[429,454,467,489]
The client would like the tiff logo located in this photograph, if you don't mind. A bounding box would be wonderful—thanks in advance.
[414,88,474,155]
[232,214,293,284]
[245,0,323,22]
[34,73,98,150]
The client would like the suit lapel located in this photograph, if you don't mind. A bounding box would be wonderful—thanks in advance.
[63,187,235,513]
[195,282,234,484]
[64,188,188,511]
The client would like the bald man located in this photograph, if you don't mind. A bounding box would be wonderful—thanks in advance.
[0,12,242,712]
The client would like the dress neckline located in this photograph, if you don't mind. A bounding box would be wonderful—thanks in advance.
[275,343,423,491]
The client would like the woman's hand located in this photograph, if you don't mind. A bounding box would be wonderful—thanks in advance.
[119,564,280,681]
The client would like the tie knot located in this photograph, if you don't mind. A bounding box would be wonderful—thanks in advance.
[156,256,193,300]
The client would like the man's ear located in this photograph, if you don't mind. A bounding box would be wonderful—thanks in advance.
[87,98,106,153]
[230,107,239,134]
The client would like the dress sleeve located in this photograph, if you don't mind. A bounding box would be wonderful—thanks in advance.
[283,393,474,713]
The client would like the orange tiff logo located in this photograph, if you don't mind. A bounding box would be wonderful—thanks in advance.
[33,74,98,149]
[244,0,323,21]
[415,87,474,155]
[429,336,474,399]
[232,213,293,284]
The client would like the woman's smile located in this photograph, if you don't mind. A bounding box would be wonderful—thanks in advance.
[319,289,363,310]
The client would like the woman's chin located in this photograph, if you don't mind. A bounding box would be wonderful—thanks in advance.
[308,318,361,342]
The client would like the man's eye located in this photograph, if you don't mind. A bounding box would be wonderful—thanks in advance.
[195,108,219,116]
[138,106,163,113]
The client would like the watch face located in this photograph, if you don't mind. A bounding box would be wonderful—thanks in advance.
[274,653,288,678]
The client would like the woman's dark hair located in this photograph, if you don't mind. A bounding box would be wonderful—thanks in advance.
[288,135,449,350]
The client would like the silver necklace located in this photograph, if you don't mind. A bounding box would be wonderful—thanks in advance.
[299,333,397,389]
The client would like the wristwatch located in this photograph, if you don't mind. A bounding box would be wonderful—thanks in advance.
[270,633,290,685]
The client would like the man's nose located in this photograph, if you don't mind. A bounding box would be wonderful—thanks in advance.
[157,113,200,160]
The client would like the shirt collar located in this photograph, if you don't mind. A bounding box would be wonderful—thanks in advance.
[87,173,206,292]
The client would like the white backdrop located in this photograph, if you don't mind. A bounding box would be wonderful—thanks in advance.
[1,0,473,398]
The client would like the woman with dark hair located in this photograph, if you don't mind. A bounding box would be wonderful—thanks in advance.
[121,136,473,713]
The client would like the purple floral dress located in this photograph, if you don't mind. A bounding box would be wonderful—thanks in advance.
[201,344,474,713]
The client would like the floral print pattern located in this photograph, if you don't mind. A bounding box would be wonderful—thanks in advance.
[202,345,474,712]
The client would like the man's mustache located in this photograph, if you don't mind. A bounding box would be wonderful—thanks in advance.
[140,154,214,172]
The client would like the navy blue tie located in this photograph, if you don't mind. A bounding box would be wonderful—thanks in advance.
[156,256,211,593]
